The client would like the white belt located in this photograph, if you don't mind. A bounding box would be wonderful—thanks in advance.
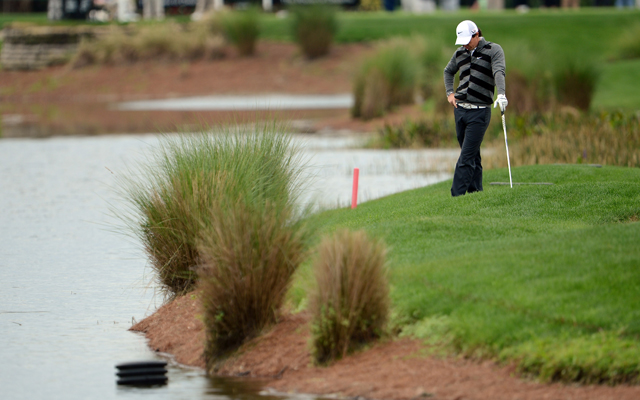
[458,103,487,109]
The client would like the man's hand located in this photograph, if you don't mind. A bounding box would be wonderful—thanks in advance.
[493,94,508,112]
[447,93,457,108]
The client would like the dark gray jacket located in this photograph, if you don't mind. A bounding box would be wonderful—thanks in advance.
[443,38,506,106]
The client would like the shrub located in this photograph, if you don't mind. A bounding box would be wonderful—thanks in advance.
[417,39,449,114]
[310,229,390,365]
[117,122,307,298]
[371,117,457,149]
[553,61,600,112]
[505,69,553,115]
[290,5,338,59]
[220,8,260,56]
[198,199,309,362]
[72,22,225,67]
[611,23,640,61]
[352,38,420,120]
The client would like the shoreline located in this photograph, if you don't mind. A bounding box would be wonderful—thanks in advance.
[130,293,640,400]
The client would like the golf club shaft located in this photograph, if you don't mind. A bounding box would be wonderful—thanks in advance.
[501,111,513,188]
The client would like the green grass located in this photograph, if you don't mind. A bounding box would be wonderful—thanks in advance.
[293,164,640,383]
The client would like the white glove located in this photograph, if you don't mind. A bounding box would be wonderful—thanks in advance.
[493,94,508,112]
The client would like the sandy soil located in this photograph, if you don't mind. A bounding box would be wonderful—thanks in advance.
[131,292,640,400]
[0,41,423,137]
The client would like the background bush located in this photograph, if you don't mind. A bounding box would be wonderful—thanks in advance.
[352,38,420,120]
[370,118,457,149]
[72,22,225,67]
[611,22,640,61]
[290,4,338,59]
[220,8,260,57]
[310,229,390,365]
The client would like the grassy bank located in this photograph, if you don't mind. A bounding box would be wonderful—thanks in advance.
[291,164,640,383]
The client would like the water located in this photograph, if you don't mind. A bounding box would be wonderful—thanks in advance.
[0,133,456,400]
[116,94,354,111]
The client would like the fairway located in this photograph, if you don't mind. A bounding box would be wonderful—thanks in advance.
[295,164,640,383]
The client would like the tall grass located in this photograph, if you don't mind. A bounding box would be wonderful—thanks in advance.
[72,22,225,67]
[611,22,640,61]
[290,5,338,59]
[117,122,308,298]
[486,111,640,169]
[553,61,600,112]
[198,199,309,362]
[352,38,420,120]
[220,8,260,56]
[310,229,390,365]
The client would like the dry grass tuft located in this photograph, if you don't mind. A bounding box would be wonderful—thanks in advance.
[72,22,225,67]
[198,199,308,363]
[310,229,390,365]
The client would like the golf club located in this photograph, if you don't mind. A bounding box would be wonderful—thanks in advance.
[501,110,513,188]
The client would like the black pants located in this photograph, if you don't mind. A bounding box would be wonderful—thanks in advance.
[451,106,491,197]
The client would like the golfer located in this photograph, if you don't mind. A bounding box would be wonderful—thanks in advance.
[444,20,508,197]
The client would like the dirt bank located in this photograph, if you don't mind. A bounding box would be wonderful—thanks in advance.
[0,41,425,138]
[131,293,640,400]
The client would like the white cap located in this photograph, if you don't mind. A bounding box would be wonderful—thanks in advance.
[455,20,479,45]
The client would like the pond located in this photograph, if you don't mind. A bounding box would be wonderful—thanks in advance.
[0,133,456,400]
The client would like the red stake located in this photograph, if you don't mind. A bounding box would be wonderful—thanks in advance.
[351,168,359,209]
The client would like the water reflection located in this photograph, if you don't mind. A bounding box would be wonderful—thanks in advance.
[0,133,455,400]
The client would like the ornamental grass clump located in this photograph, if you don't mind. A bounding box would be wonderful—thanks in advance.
[310,229,390,365]
[290,4,338,59]
[220,8,260,56]
[72,22,225,67]
[352,38,420,120]
[485,111,640,169]
[198,198,309,363]
[611,23,640,61]
[118,122,307,298]
[553,61,600,112]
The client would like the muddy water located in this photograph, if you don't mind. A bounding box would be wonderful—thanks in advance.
[0,133,456,400]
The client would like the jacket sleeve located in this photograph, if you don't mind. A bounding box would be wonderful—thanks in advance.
[443,51,458,96]
[491,44,506,96]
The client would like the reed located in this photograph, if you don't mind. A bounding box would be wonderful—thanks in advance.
[486,111,640,169]
[310,229,390,365]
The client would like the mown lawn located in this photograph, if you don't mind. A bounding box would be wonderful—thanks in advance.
[292,164,640,383]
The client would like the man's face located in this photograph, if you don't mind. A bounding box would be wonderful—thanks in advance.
[463,34,480,51]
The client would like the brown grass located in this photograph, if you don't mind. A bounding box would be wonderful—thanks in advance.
[198,201,308,365]
[485,111,640,169]
[309,229,390,365]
